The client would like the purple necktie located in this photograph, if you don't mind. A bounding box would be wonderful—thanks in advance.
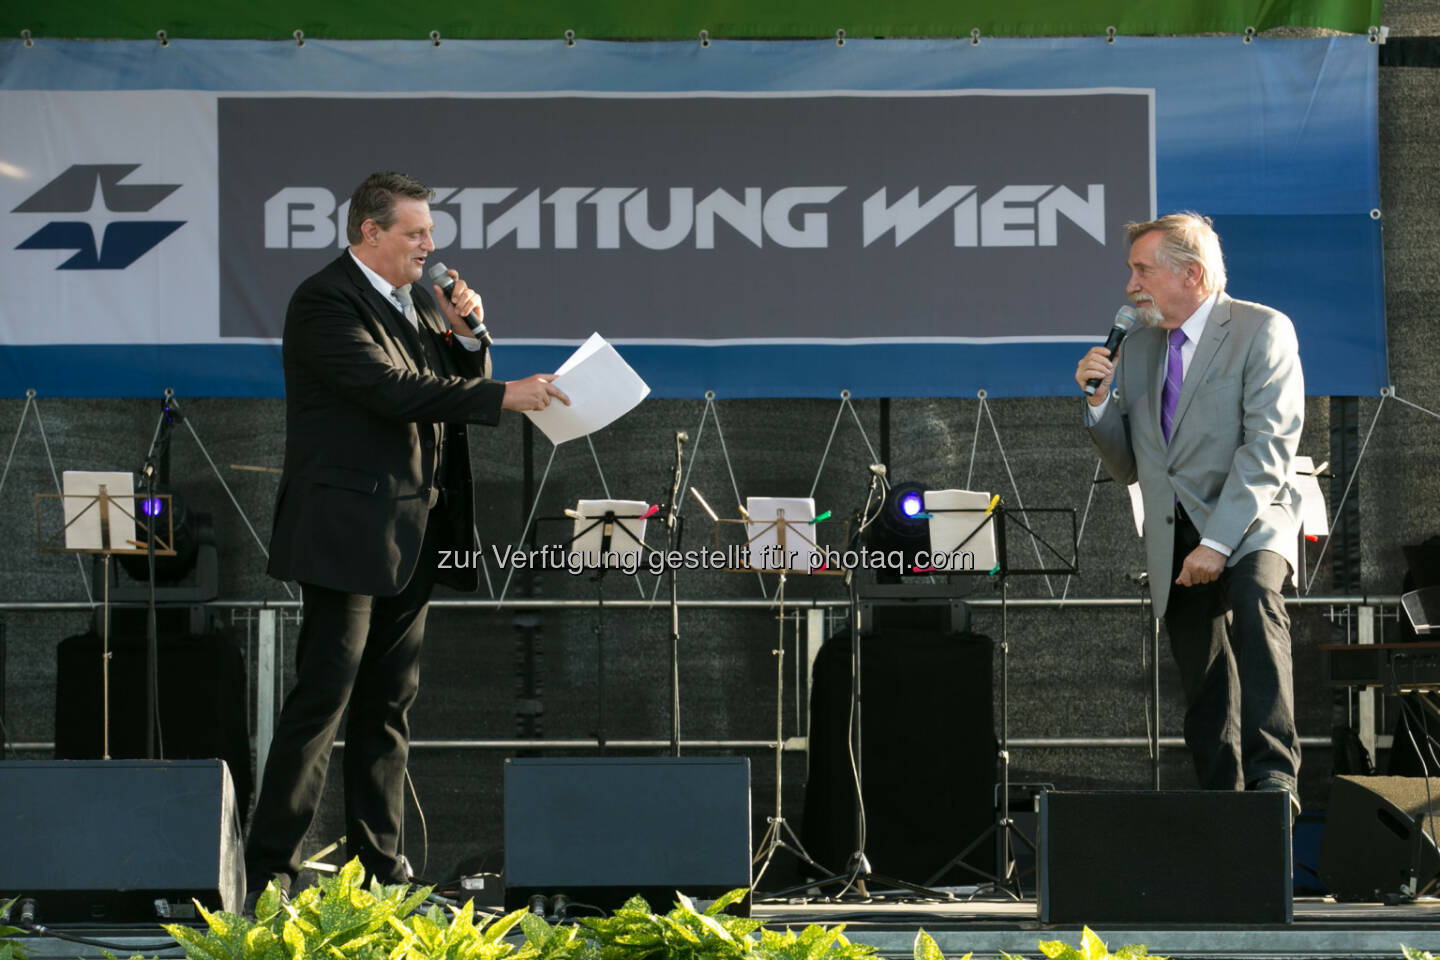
[1161,327,1186,443]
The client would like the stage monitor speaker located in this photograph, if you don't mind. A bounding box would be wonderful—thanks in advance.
[503,757,751,914]
[1319,775,1440,901]
[0,759,244,922]
[1039,790,1292,923]
[55,630,252,814]
[801,628,995,884]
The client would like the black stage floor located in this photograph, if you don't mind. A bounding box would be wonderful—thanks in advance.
[20,893,1440,960]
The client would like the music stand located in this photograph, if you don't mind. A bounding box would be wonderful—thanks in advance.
[776,472,963,901]
[565,499,652,752]
[691,490,841,889]
[920,496,1077,898]
[35,472,176,759]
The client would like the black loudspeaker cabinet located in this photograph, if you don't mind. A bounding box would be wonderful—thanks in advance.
[55,629,252,814]
[1039,790,1292,923]
[1320,775,1440,901]
[801,628,996,883]
[503,757,752,914]
[0,760,244,921]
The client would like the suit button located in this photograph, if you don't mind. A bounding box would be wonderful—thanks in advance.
[1165,516,1174,525]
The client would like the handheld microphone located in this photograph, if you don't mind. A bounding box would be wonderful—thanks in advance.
[427,262,492,347]
[1084,305,1138,396]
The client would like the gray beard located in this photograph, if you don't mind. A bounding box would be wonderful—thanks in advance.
[1134,301,1165,327]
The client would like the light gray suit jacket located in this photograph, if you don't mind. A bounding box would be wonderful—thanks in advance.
[1087,293,1305,617]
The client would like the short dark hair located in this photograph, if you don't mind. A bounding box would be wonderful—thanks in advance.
[346,171,434,244]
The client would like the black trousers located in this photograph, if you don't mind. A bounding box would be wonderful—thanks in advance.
[1165,505,1300,793]
[245,515,441,890]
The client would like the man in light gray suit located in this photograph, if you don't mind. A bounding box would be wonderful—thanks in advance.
[1075,212,1304,816]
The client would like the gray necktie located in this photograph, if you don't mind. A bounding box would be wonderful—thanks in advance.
[392,285,418,328]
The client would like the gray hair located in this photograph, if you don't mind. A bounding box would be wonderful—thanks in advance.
[1124,212,1227,295]
[346,171,434,245]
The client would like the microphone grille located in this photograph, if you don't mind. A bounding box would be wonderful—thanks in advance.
[427,261,451,282]
[1114,304,1138,330]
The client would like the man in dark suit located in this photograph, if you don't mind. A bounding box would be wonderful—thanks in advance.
[1075,213,1304,817]
[246,171,567,897]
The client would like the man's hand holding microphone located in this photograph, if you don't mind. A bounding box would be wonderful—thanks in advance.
[428,261,569,413]
[1075,305,1136,405]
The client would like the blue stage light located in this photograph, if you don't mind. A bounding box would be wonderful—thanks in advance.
[900,491,924,517]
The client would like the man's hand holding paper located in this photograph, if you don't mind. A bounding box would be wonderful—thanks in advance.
[523,333,650,444]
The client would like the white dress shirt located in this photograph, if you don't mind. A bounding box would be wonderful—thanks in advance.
[348,250,482,351]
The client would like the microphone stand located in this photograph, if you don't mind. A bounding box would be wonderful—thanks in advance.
[140,393,181,760]
[665,431,687,756]
[769,465,949,900]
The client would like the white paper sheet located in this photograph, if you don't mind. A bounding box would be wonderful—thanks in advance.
[62,470,136,551]
[524,333,650,445]
[1127,482,1146,538]
[571,499,650,570]
[923,489,998,573]
[1292,455,1329,538]
[745,497,817,571]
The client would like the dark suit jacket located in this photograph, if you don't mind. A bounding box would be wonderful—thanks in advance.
[267,253,506,596]
[1087,293,1305,617]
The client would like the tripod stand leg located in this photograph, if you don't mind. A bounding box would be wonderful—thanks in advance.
[751,576,838,891]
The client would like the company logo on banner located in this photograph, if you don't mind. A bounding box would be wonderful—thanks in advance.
[0,91,219,349]
[13,164,185,270]
[219,92,1154,343]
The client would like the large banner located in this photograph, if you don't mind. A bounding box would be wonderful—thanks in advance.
[0,37,1383,398]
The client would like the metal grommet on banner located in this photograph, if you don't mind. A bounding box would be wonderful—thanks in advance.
[705,390,716,401]
[430,29,441,46]
[1371,208,1382,220]
[21,28,33,47]
[293,29,305,46]
[25,388,36,399]
[564,29,575,46]
[1106,26,1117,44]
[1368,25,1380,43]
[835,28,845,47]
[156,29,169,47]
[1243,26,1256,44]
[840,389,851,401]
[970,27,981,46]
[976,388,988,400]
[1380,385,1394,398]
[699,29,710,48]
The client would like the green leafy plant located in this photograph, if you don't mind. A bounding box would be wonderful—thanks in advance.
[163,859,538,960]
[1028,928,1161,960]
[0,898,29,960]
[913,930,967,960]
[580,889,872,960]
[163,861,1295,960]
[1402,948,1437,960]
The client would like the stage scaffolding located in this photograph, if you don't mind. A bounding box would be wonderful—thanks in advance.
[0,594,1404,766]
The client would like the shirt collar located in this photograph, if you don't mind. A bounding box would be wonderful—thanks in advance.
[348,248,405,305]
[1176,291,1219,346]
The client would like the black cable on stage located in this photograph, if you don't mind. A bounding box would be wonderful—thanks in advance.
[15,919,179,952]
